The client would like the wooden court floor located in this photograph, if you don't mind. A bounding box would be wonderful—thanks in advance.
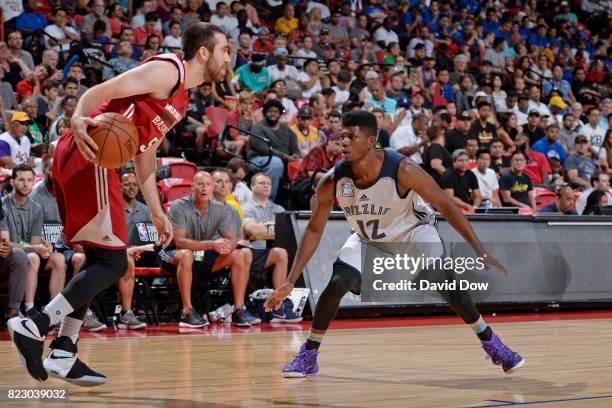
[1,317,612,408]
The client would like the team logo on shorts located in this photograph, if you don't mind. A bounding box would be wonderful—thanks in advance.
[341,183,354,197]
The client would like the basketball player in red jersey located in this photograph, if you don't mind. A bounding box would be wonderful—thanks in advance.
[7,23,230,386]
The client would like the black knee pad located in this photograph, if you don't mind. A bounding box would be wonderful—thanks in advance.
[86,247,128,281]
[330,261,362,295]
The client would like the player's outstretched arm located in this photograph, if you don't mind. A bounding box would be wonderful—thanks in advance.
[264,170,336,311]
[397,159,511,277]
[71,61,180,161]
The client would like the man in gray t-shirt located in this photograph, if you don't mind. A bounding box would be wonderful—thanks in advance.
[160,171,254,328]
[2,164,66,312]
[242,173,292,306]
[0,206,29,317]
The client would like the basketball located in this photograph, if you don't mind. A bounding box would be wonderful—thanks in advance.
[88,112,138,169]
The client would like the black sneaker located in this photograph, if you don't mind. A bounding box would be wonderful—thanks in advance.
[44,336,107,387]
[179,308,209,328]
[7,315,48,381]
[233,306,251,328]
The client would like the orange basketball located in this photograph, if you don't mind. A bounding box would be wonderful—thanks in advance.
[88,112,139,169]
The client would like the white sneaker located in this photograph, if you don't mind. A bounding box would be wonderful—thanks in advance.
[7,316,47,381]
[44,337,107,387]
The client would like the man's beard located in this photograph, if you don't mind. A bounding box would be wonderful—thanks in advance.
[265,117,279,127]
[203,57,226,82]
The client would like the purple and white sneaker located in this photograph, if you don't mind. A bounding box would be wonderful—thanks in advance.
[282,344,319,378]
[481,331,525,374]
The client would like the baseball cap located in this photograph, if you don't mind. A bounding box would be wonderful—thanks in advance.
[549,96,568,109]
[11,112,31,123]
[452,149,469,161]
[474,91,488,98]
[274,47,288,57]
[396,96,410,108]
[457,112,471,121]
[297,106,313,118]
[518,93,529,101]
[390,65,404,76]
[258,27,270,34]
[320,28,330,35]
[528,110,540,117]
[251,53,266,66]
[575,135,589,144]
[365,71,379,80]
[322,42,334,50]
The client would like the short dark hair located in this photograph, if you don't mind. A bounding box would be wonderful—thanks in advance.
[476,148,491,159]
[342,111,377,138]
[64,76,79,87]
[182,23,226,61]
[227,157,248,174]
[144,11,158,22]
[250,172,271,187]
[590,171,606,187]
[12,164,34,180]
[42,79,58,94]
[61,95,77,109]
[511,150,526,160]
[477,100,491,109]
[328,110,341,119]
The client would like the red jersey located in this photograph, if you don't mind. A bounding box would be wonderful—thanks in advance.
[90,53,188,155]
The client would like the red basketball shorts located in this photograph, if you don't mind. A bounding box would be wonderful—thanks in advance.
[52,130,127,249]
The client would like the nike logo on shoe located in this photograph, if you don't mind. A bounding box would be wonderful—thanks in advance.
[21,319,41,339]
[49,354,73,360]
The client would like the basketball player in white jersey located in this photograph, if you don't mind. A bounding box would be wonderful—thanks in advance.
[265,111,524,377]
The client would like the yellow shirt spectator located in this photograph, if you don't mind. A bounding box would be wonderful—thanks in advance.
[275,17,298,35]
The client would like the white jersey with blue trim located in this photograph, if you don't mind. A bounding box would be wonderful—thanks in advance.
[334,149,438,243]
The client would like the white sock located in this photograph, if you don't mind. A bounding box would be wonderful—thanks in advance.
[25,303,34,311]
[43,294,75,326]
[58,317,82,345]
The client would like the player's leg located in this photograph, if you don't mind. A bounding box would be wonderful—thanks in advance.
[418,265,524,373]
[8,148,128,382]
[282,261,361,378]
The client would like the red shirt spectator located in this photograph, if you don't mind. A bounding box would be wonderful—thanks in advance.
[523,150,551,185]
[134,26,162,46]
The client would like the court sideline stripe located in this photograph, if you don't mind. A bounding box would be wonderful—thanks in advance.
[467,394,612,407]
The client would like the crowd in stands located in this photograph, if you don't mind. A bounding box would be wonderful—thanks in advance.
[1,0,612,327]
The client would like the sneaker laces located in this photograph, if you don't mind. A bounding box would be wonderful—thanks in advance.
[483,339,515,364]
[289,348,318,371]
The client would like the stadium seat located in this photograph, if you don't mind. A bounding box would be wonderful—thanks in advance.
[158,178,192,203]
[204,106,231,138]
[167,161,197,180]
[535,191,556,209]
[134,267,174,325]
[287,160,302,182]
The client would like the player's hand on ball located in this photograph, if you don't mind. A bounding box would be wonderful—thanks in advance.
[71,116,99,162]
[264,281,294,312]
[152,212,173,248]
[482,254,511,278]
